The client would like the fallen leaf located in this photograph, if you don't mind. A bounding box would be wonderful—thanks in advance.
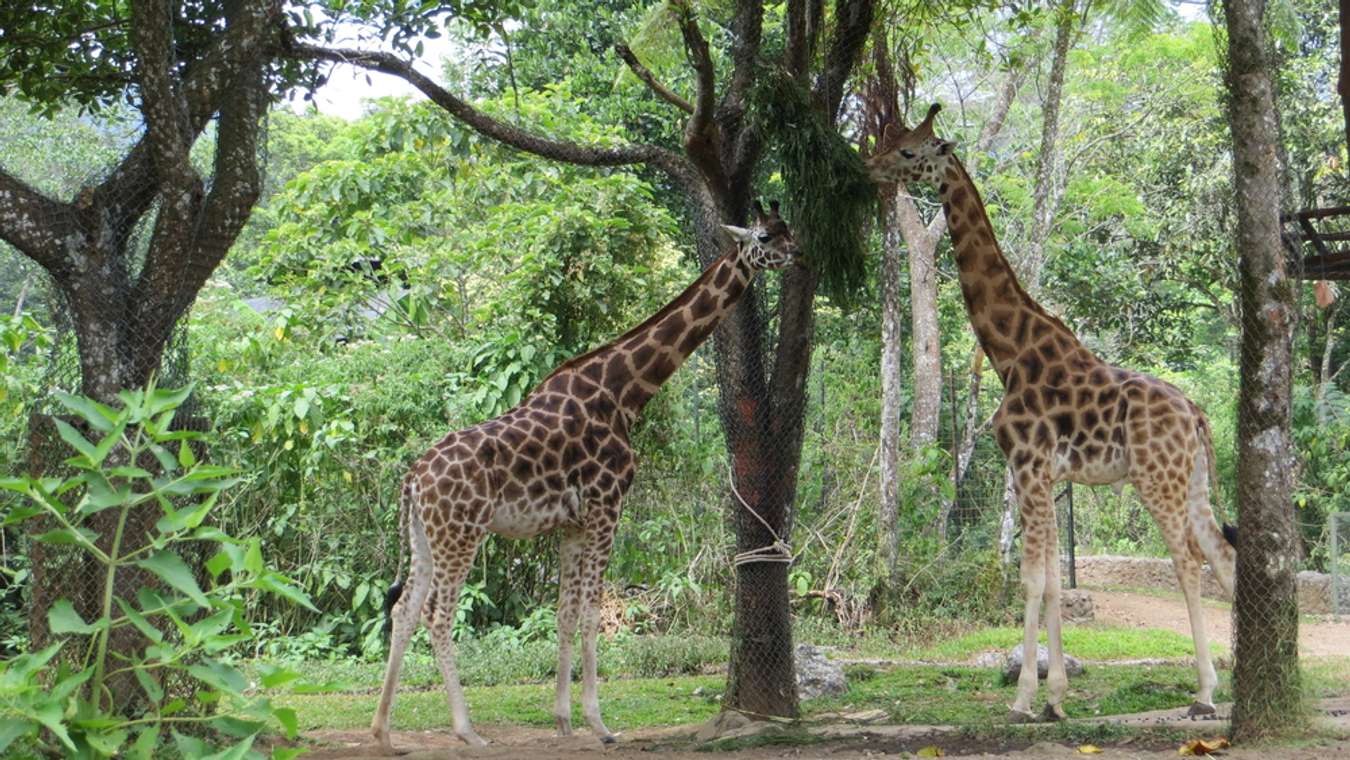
[1078,744,1104,754]
[917,746,945,758]
[1179,737,1230,756]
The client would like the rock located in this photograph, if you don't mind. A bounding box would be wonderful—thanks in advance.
[1062,589,1095,622]
[972,651,1004,669]
[841,709,889,724]
[795,644,847,700]
[999,644,1084,685]
[695,711,751,742]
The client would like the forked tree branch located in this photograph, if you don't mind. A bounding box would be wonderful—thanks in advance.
[614,43,693,114]
[284,41,690,179]
[0,168,74,272]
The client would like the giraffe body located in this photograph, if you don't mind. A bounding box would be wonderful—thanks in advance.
[372,205,799,751]
[867,105,1236,721]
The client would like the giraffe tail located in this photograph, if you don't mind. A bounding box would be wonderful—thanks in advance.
[1186,409,1236,596]
[381,476,414,642]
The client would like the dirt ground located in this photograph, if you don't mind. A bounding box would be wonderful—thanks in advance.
[1089,589,1350,657]
[296,697,1350,759]
[288,588,1350,758]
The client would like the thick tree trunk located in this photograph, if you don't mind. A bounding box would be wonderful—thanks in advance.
[1022,0,1078,292]
[877,195,905,571]
[1223,0,1303,739]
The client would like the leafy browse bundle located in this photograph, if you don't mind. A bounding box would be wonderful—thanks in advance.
[750,67,877,305]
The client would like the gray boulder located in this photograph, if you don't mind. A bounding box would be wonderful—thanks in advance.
[794,644,847,700]
[1000,643,1084,685]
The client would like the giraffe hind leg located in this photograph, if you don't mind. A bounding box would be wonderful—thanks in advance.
[1139,477,1220,712]
[371,507,434,753]
[426,523,489,746]
[578,518,618,742]
[553,527,585,737]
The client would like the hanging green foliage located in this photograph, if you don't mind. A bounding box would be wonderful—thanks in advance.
[749,67,877,305]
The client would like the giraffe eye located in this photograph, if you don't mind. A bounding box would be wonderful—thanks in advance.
[756,233,771,243]
[900,149,916,159]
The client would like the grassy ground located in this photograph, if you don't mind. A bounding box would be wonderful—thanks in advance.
[272,657,1350,734]
[912,624,1226,661]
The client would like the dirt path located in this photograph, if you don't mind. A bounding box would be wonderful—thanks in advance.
[1088,589,1350,657]
[292,698,1350,759]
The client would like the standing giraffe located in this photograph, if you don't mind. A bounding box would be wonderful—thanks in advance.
[373,202,801,750]
[865,105,1237,722]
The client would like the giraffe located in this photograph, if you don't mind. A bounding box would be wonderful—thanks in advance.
[865,104,1237,722]
[372,201,801,750]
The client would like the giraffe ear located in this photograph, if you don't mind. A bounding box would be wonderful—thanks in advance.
[721,224,753,243]
[751,200,767,220]
[937,139,956,155]
[881,122,903,149]
[768,200,781,217]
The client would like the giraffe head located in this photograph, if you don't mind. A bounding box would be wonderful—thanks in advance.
[865,103,956,187]
[721,200,801,269]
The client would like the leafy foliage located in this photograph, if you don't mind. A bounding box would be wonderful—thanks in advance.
[0,385,313,757]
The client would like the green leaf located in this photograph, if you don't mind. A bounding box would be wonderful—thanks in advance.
[148,444,178,475]
[35,527,96,546]
[178,440,196,469]
[115,598,164,643]
[146,384,192,417]
[271,746,309,760]
[54,390,118,432]
[186,660,248,694]
[48,599,106,634]
[32,703,74,751]
[155,491,219,534]
[133,666,164,703]
[255,573,317,612]
[135,551,210,608]
[272,706,299,739]
[205,550,232,580]
[125,727,160,760]
[257,663,303,690]
[53,418,98,460]
[0,718,33,755]
[84,727,129,755]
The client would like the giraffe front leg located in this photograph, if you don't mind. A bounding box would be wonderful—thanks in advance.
[578,522,617,743]
[1009,469,1053,722]
[554,528,585,736]
[1041,520,1068,722]
[371,511,434,753]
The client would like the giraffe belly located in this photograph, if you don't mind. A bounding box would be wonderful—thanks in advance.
[487,489,584,539]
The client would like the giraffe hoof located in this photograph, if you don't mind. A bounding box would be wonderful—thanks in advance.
[1040,703,1067,722]
[1187,701,1218,719]
[456,730,488,747]
[555,717,573,736]
[600,734,618,745]
[1007,708,1038,724]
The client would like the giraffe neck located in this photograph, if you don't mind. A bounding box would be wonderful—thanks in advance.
[938,157,1082,384]
[539,248,755,423]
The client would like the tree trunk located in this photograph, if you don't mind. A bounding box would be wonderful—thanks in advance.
[943,349,986,533]
[1223,0,1303,738]
[1340,0,1349,156]
[877,195,906,572]
[1022,0,1079,293]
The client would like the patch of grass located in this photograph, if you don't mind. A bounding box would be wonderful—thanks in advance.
[249,633,728,691]
[276,674,725,732]
[912,624,1227,662]
[803,664,1228,725]
[1303,656,1350,698]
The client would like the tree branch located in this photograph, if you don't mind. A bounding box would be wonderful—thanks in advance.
[815,0,875,118]
[284,41,689,178]
[0,168,75,273]
[667,0,727,192]
[614,43,693,114]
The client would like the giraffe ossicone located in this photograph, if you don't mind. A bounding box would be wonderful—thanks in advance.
[867,103,1238,722]
[370,201,801,751]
